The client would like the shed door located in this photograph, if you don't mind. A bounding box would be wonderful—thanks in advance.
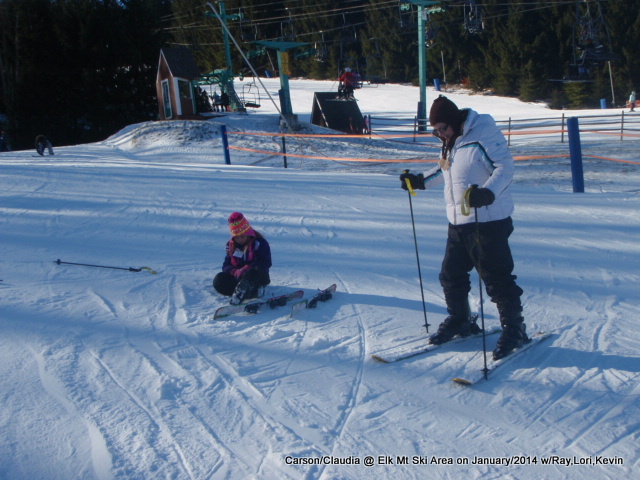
[162,80,172,119]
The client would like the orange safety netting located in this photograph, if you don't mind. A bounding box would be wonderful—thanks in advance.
[225,131,638,165]
[228,131,433,139]
[228,145,439,163]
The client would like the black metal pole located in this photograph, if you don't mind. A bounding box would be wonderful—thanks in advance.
[403,170,430,334]
[474,209,489,380]
[282,135,288,168]
[55,259,156,274]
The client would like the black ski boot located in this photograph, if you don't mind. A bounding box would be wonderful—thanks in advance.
[230,278,258,305]
[229,267,269,305]
[429,299,478,345]
[493,301,530,360]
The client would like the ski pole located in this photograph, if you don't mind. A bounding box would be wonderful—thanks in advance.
[461,185,489,380]
[474,207,489,380]
[54,259,157,274]
[463,184,489,380]
[403,169,430,333]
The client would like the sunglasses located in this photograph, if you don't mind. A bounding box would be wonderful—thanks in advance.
[432,124,449,136]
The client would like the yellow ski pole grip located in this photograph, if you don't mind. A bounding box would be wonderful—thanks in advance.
[403,169,416,196]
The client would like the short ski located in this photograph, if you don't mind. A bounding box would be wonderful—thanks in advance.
[213,290,304,320]
[452,332,551,385]
[290,284,337,318]
[372,318,501,363]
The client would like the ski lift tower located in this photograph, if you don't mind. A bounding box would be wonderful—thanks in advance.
[254,40,309,129]
[205,1,245,110]
[403,1,443,131]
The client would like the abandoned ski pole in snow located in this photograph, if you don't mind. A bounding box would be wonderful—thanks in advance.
[403,169,430,334]
[54,259,157,274]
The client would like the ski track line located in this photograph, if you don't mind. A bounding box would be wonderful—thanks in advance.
[594,293,619,353]
[169,339,299,476]
[135,341,242,479]
[125,306,248,478]
[152,277,242,475]
[309,270,367,480]
[112,276,221,479]
[88,347,198,480]
[87,289,119,319]
[192,342,333,454]
[22,335,115,480]
[565,370,640,458]
[160,282,335,472]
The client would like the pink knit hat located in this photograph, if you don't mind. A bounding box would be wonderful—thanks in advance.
[228,212,255,237]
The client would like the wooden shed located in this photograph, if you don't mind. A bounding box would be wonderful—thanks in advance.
[156,47,202,120]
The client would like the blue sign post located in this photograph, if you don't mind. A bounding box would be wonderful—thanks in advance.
[567,117,584,193]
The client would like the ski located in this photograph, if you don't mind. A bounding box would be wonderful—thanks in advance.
[372,317,501,363]
[213,290,304,320]
[290,284,337,318]
[452,332,551,386]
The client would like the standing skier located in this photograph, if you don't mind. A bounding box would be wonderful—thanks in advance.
[400,95,528,360]
[213,212,272,305]
[220,92,230,112]
[629,91,636,112]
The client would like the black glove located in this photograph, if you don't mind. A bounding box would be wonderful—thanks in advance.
[400,173,425,191]
[468,185,495,208]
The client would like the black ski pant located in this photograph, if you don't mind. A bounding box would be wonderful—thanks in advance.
[213,267,270,297]
[439,217,523,316]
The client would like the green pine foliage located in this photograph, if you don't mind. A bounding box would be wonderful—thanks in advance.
[1,0,639,146]
[0,0,171,149]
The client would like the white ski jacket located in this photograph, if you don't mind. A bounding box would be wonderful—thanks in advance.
[422,109,515,225]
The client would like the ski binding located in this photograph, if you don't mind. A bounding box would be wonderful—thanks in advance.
[452,331,551,385]
[214,290,304,320]
[290,284,337,318]
[372,317,501,363]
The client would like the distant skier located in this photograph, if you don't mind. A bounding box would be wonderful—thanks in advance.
[629,91,636,112]
[220,92,230,112]
[400,95,528,360]
[35,135,54,156]
[338,67,357,100]
[211,91,221,112]
[213,212,272,305]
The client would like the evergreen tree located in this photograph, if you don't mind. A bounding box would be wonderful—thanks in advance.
[0,0,170,148]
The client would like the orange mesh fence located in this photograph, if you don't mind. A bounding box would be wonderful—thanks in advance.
[225,130,639,165]
[228,145,439,163]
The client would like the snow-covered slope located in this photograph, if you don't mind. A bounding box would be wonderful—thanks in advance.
[0,80,638,479]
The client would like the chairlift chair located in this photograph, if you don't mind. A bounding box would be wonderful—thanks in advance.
[571,0,616,67]
[341,13,358,45]
[280,9,296,42]
[464,1,485,35]
[398,1,417,29]
[314,32,329,62]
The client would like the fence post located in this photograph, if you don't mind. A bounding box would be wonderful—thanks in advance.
[220,125,231,165]
[507,117,512,146]
[281,135,288,168]
[621,110,625,141]
[417,101,427,133]
[567,117,584,193]
[561,113,565,143]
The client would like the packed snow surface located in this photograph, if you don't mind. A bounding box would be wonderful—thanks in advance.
[1,79,639,479]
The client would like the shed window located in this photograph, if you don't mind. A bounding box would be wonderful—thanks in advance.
[178,79,192,99]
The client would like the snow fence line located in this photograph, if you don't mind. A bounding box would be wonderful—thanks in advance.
[218,129,638,167]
